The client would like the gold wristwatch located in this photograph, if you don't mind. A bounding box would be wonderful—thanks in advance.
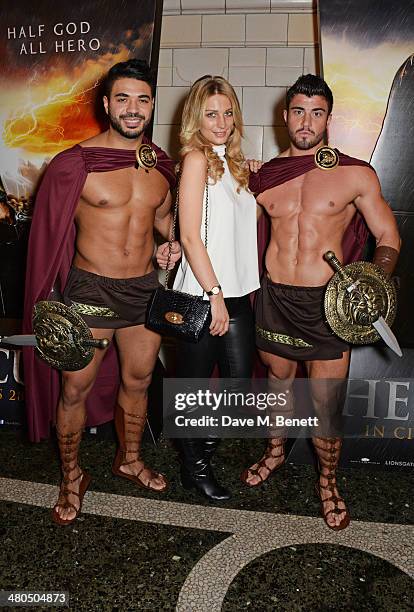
[207,285,221,296]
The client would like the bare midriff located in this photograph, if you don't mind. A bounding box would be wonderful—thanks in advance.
[73,165,169,279]
[258,166,359,287]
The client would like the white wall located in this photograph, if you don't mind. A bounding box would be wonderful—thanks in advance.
[153,0,319,161]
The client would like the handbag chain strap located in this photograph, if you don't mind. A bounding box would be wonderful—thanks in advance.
[164,170,209,289]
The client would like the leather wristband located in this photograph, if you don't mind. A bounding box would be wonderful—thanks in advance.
[372,246,399,277]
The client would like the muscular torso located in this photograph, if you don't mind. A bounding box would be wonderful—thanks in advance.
[258,166,361,286]
[74,164,169,278]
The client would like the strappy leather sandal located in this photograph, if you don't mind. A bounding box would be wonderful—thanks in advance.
[313,437,350,531]
[112,403,168,492]
[52,428,91,526]
[240,438,286,487]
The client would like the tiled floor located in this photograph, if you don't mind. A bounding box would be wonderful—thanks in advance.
[1,430,413,611]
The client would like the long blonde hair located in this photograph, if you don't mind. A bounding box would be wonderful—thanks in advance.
[180,75,249,192]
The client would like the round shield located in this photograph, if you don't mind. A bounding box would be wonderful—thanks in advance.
[324,261,397,344]
[33,301,95,371]
[314,146,339,170]
[136,143,157,170]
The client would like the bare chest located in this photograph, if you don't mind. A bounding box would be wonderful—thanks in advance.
[80,166,169,212]
[258,168,358,219]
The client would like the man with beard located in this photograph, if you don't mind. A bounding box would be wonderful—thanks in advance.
[241,75,400,530]
[23,59,179,525]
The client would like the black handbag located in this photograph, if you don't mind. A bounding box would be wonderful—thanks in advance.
[146,177,211,343]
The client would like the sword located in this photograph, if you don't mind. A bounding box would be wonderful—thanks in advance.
[371,316,402,357]
[324,251,402,357]
[0,334,109,349]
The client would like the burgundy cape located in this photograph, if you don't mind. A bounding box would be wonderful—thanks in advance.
[23,139,176,441]
[249,151,375,274]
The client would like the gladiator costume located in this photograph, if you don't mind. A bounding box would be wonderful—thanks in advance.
[63,267,160,329]
[255,276,349,360]
[23,139,175,442]
[249,151,375,360]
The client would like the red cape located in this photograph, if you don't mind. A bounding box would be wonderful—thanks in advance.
[23,139,176,441]
[249,151,375,270]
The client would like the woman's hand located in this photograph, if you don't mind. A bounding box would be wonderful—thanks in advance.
[209,293,229,336]
[246,159,263,173]
[156,240,181,270]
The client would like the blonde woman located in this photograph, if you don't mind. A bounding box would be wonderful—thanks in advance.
[172,76,260,500]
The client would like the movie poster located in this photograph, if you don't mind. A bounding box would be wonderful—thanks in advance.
[0,0,163,426]
[319,0,414,342]
[319,1,414,161]
[293,0,414,470]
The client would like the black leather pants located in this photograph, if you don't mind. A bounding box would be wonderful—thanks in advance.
[175,295,255,501]
[175,295,255,378]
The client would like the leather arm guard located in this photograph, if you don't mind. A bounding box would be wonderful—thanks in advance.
[373,246,399,277]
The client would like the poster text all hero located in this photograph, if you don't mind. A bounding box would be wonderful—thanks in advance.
[7,22,100,55]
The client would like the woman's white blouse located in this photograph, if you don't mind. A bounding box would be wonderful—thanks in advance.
[173,144,260,299]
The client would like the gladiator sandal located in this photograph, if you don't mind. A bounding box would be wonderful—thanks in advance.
[52,427,91,526]
[240,437,286,487]
[112,402,168,492]
[313,437,350,531]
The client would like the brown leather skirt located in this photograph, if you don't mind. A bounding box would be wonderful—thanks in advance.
[63,266,160,329]
[255,274,349,361]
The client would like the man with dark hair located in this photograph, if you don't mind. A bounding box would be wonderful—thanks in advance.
[243,74,400,530]
[104,58,157,98]
[23,59,180,525]
[285,73,333,114]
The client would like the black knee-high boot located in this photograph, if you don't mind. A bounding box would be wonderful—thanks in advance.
[177,438,231,501]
